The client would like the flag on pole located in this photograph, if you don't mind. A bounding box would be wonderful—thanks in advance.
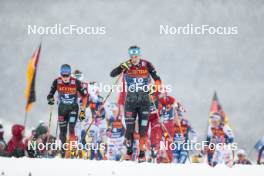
[25,44,41,112]
[209,91,229,124]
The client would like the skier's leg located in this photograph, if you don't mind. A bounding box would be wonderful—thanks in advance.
[124,99,137,156]
[107,143,115,160]
[137,93,150,161]
[149,114,162,160]
[179,150,188,164]
[164,120,174,162]
[207,152,214,166]
[212,150,220,166]
[150,114,162,151]
[173,148,180,163]
[58,104,69,157]
[68,104,78,137]
[115,139,124,161]
[97,142,103,160]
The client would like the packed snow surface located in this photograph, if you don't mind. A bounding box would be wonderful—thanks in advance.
[0,157,264,176]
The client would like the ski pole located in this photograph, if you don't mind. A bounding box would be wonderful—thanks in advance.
[48,106,53,129]
[85,73,123,134]
[55,119,59,139]
[45,105,54,157]
[47,105,54,141]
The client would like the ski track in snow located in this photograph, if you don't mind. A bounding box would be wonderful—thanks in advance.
[0,157,263,176]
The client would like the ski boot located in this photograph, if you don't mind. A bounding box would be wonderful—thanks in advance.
[124,149,133,161]
[124,139,133,161]
[65,135,78,159]
[149,146,158,163]
[138,151,146,163]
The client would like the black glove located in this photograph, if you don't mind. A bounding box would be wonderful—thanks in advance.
[79,109,86,121]
[47,95,55,105]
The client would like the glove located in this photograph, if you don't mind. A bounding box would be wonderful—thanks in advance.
[79,109,86,121]
[149,85,156,95]
[47,96,55,105]
[120,60,131,71]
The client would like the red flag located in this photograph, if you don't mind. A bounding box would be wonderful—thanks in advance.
[25,44,41,112]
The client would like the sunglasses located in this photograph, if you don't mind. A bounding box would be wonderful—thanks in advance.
[61,74,70,78]
[237,154,245,157]
[129,49,140,56]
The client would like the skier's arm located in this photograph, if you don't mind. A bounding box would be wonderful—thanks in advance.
[47,79,57,99]
[76,79,88,110]
[147,62,161,94]
[147,62,161,81]
[224,125,234,144]
[110,65,123,77]
[205,126,213,145]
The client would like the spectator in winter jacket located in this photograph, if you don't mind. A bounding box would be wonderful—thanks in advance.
[6,124,26,157]
[0,123,7,156]
[233,149,252,165]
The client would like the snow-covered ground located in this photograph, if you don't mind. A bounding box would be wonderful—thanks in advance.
[0,157,263,176]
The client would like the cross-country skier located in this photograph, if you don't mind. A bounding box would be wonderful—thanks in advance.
[89,83,108,146]
[172,112,197,164]
[147,93,163,162]
[110,46,161,162]
[205,113,234,166]
[47,64,88,157]
[106,103,126,161]
[158,90,176,162]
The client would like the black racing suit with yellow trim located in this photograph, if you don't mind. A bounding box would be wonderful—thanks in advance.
[47,77,88,152]
[110,59,161,154]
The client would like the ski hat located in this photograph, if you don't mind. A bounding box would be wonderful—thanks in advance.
[35,123,48,137]
[237,149,246,156]
[60,64,71,76]
[128,45,140,57]
[73,69,84,81]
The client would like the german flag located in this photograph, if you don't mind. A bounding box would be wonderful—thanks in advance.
[209,91,228,125]
[25,44,41,112]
